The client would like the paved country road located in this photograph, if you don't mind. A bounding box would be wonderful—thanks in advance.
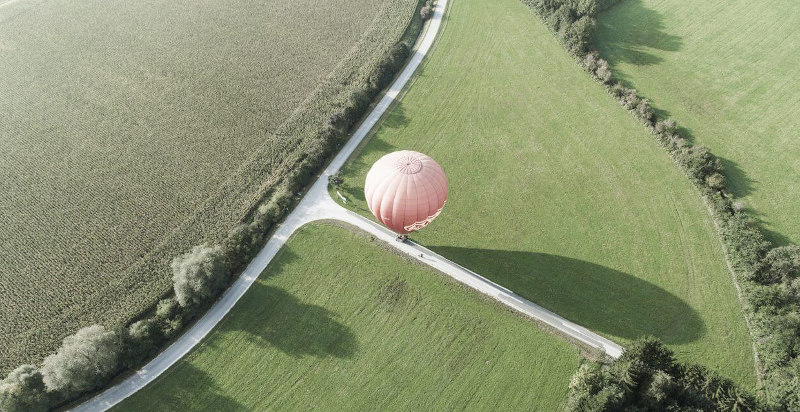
[73,1,621,409]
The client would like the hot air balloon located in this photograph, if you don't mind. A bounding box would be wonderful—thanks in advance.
[364,150,448,241]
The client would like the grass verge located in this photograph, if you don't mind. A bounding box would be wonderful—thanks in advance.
[115,222,581,411]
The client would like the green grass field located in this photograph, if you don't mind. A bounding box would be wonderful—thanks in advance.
[336,0,756,386]
[595,0,800,247]
[0,0,419,373]
[114,223,581,411]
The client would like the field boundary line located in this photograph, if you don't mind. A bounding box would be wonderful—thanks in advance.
[70,2,452,410]
[73,1,625,409]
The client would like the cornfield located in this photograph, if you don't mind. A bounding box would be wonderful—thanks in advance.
[0,0,418,373]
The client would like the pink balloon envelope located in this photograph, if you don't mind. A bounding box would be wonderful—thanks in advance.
[364,150,448,235]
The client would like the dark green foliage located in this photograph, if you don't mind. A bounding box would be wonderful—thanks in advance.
[328,173,344,187]
[764,371,800,411]
[121,320,161,369]
[370,43,411,91]
[523,0,602,54]
[564,15,595,53]
[222,224,262,272]
[520,0,800,407]
[757,246,800,284]
[719,213,771,275]
[566,338,762,411]
[0,365,48,412]
[673,145,722,183]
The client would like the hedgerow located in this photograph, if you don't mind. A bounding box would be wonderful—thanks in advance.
[520,0,800,409]
[0,1,432,409]
[0,0,421,374]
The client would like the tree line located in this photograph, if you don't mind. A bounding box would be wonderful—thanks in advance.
[0,1,430,410]
[521,0,800,410]
[568,337,761,411]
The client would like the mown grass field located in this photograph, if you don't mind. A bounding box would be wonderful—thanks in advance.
[0,0,418,372]
[115,223,581,411]
[336,0,756,386]
[595,0,800,246]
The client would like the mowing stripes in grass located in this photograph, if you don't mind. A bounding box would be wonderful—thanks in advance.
[337,0,756,387]
[114,223,581,411]
[595,0,800,247]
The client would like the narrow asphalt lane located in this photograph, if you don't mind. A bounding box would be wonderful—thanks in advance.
[73,1,621,409]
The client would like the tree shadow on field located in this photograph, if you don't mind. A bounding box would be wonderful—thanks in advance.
[142,363,246,411]
[427,246,705,344]
[230,282,358,359]
[719,157,756,198]
[596,0,683,66]
[713,157,794,246]
[382,102,411,130]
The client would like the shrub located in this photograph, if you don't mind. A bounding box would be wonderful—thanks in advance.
[566,363,624,411]
[619,87,639,110]
[328,172,344,187]
[654,118,677,135]
[719,212,770,274]
[339,87,374,131]
[171,244,228,307]
[595,64,612,84]
[571,0,598,16]
[0,365,48,412]
[673,145,721,182]
[122,319,161,368]
[41,325,122,395]
[705,172,726,190]
[564,15,595,54]
[155,297,180,319]
[369,43,410,91]
[222,224,260,271]
[420,5,433,20]
[634,98,655,125]
[757,246,800,284]
[420,0,434,20]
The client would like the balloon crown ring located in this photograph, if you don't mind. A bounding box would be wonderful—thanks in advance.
[396,155,424,174]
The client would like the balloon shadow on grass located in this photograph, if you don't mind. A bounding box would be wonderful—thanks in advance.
[227,282,358,359]
[427,247,705,344]
[596,0,683,66]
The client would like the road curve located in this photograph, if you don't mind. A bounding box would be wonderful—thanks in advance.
[73,1,620,409]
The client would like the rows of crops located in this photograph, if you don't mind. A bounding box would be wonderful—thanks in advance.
[0,0,418,373]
